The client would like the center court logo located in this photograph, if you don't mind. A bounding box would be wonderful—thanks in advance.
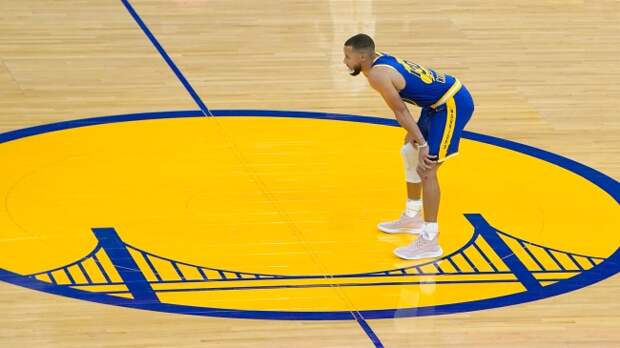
[0,109,618,320]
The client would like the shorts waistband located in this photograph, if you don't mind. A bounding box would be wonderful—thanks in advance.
[430,79,462,109]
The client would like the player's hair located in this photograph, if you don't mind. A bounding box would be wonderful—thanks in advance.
[344,33,375,55]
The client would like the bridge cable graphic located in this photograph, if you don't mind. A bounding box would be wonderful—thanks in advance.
[26,214,607,303]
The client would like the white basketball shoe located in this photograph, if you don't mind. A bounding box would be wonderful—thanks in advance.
[377,213,424,234]
[393,235,443,260]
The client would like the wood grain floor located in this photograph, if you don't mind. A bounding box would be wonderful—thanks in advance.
[0,0,618,347]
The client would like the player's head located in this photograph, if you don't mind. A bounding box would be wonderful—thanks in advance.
[343,33,375,76]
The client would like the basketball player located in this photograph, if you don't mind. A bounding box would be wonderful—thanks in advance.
[343,33,474,260]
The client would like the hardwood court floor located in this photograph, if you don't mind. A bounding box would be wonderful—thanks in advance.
[0,1,618,347]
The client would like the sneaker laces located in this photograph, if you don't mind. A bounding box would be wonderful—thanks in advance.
[410,236,427,249]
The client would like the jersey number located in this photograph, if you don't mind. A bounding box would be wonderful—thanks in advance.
[396,58,435,84]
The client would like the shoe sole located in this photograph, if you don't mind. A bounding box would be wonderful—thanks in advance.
[393,248,443,260]
[377,224,423,234]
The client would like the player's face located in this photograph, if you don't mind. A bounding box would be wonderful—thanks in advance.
[343,46,362,76]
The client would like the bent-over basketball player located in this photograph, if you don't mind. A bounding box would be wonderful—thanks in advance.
[343,33,475,260]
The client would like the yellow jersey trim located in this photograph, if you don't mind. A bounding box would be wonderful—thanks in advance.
[430,79,462,109]
[438,96,457,160]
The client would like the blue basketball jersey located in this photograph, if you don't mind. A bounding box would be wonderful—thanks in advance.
[371,52,456,107]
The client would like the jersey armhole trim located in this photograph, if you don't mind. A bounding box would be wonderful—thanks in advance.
[372,64,407,91]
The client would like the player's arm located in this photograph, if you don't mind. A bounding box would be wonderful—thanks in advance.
[367,68,425,146]
[367,68,434,170]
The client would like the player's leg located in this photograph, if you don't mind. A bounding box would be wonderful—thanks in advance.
[407,182,421,202]
[394,161,443,260]
[402,135,423,217]
[405,132,423,205]
[393,100,453,259]
[421,89,473,233]
[420,161,441,226]
[376,141,424,234]
[394,88,475,259]
[377,110,433,234]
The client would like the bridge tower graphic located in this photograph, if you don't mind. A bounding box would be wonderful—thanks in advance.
[22,213,617,316]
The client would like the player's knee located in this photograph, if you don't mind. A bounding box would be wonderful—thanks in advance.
[418,168,432,181]
[401,143,421,183]
[416,166,426,181]
[417,162,441,182]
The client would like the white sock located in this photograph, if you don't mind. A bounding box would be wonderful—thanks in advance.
[405,199,422,217]
[422,222,438,240]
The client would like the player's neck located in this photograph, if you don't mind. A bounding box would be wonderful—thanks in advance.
[371,52,380,62]
[361,53,379,76]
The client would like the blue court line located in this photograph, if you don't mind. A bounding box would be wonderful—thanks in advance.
[352,311,384,348]
[120,0,211,116]
[0,110,204,144]
[106,0,400,333]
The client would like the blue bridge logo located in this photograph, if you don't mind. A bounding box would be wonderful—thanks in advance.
[4,213,616,320]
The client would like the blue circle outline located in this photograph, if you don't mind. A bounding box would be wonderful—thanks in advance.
[0,109,618,320]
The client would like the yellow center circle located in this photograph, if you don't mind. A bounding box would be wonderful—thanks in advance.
[0,114,617,313]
